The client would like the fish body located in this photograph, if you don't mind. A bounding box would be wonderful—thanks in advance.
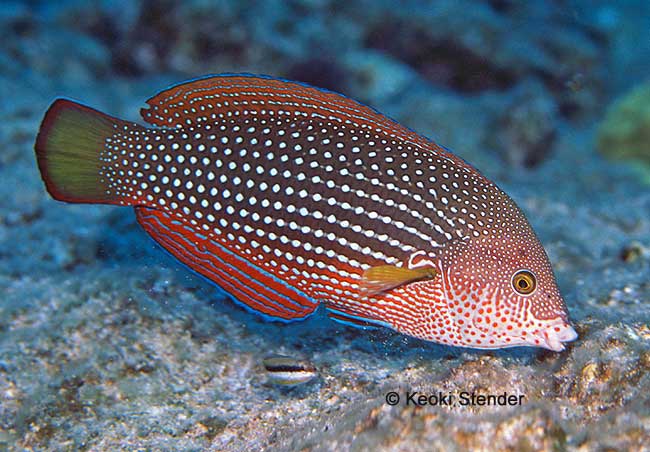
[262,355,318,386]
[34,74,577,351]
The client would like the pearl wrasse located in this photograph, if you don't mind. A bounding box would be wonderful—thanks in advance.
[34,74,577,351]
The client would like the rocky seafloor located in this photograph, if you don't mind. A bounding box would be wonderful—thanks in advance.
[2,0,650,450]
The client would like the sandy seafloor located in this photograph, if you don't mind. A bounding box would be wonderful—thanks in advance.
[2,0,650,450]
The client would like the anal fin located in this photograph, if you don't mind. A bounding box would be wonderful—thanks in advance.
[135,207,319,322]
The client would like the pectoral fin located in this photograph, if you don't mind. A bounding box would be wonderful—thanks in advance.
[360,265,437,295]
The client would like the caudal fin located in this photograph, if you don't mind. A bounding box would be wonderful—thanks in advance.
[35,98,127,204]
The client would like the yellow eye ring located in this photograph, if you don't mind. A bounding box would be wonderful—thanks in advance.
[512,270,536,295]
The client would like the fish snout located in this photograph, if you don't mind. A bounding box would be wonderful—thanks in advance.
[540,322,578,352]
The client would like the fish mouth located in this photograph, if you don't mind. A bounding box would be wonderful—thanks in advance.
[540,323,578,352]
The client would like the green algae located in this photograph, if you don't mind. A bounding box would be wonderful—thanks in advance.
[597,81,650,182]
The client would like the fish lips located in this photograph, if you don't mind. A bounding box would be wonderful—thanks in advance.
[540,322,578,352]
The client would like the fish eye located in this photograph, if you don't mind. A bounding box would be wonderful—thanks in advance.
[512,269,536,295]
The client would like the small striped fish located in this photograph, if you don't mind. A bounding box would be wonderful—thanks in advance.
[34,74,577,351]
[263,355,318,386]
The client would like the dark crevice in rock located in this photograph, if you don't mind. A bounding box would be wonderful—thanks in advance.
[364,21,517,93]
[285,57,350,95]
[486,0,514,14]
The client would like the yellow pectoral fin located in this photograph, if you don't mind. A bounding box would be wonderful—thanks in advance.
[360,265,437,295]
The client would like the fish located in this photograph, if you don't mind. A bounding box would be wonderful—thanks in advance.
[34,73,578,352]
[262,355,318,386]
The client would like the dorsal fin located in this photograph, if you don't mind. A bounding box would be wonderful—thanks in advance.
[140,74,385,126]
[139,73,448,153]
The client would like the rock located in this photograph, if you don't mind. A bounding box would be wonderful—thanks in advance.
[490,80,559,168]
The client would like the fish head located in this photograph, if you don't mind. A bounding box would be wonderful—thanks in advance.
[435,224,577,352]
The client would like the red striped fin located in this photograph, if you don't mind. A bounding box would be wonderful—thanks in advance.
[139,73,448,154]
[135,207,319,321]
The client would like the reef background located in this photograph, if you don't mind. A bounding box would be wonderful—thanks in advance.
[2,1,650,450]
